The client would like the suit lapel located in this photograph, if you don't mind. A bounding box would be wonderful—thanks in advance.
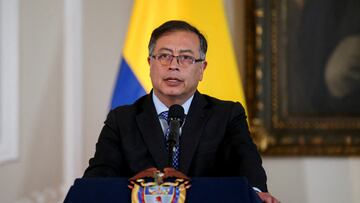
[136,94,168,169]
[179,92,211,174]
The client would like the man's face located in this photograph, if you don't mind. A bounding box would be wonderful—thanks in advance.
[148,31,207,105]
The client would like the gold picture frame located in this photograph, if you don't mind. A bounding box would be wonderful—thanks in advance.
[245,0,360,155]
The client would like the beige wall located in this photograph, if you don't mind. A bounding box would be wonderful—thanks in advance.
[82,0,132,172]
[0,0,359,203]
[0,0,64,202]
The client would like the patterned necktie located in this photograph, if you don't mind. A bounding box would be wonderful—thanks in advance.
[159,111,180,169]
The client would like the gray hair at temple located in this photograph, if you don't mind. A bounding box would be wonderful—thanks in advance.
[148,20,208,60]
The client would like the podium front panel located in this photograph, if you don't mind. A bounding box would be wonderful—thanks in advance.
[64,177,261,203]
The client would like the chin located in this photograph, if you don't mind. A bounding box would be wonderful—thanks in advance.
[161,87,183,95]
[164,91,182,97]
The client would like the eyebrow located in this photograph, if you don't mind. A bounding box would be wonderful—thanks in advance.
[179,49,194,55]
[157,47,195,55]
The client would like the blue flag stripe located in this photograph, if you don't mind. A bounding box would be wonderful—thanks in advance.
[111,57,146,109]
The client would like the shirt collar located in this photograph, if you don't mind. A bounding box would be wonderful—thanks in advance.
[152,92,193,115]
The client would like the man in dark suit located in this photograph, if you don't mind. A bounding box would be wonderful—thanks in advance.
[84,20,279,203]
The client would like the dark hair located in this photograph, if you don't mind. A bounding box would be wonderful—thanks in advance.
[148,20,207,59]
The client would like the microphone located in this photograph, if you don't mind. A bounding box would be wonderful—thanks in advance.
[167,104,185,167]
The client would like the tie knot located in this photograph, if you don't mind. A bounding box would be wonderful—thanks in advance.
[158,111,168,121]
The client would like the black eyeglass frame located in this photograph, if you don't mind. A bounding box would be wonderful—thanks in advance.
[150,53,205,66]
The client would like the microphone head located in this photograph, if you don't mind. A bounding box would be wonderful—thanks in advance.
[168,104,185,125]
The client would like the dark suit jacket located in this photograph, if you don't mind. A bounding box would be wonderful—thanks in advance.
[84,91,268,192]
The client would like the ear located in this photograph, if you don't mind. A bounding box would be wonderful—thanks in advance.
[147,56,151,65]
[201,61,207,71]
[199,61,207,81]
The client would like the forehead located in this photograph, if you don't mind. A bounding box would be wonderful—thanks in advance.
[154,31,200,52]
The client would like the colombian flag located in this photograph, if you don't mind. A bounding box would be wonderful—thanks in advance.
[111,0,246,109]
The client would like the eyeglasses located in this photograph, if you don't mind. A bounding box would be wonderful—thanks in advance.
[150,53,204,66]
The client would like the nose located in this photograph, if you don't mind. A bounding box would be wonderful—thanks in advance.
[169,56,181,69]
[170,56,181,65]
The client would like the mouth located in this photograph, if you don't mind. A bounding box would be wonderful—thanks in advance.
[164,77,183,86]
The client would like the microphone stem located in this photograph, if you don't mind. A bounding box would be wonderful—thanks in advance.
[168,142,175,167]
[167,120,180,168]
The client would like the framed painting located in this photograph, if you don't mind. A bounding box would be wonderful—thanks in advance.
[245,0,360,155]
